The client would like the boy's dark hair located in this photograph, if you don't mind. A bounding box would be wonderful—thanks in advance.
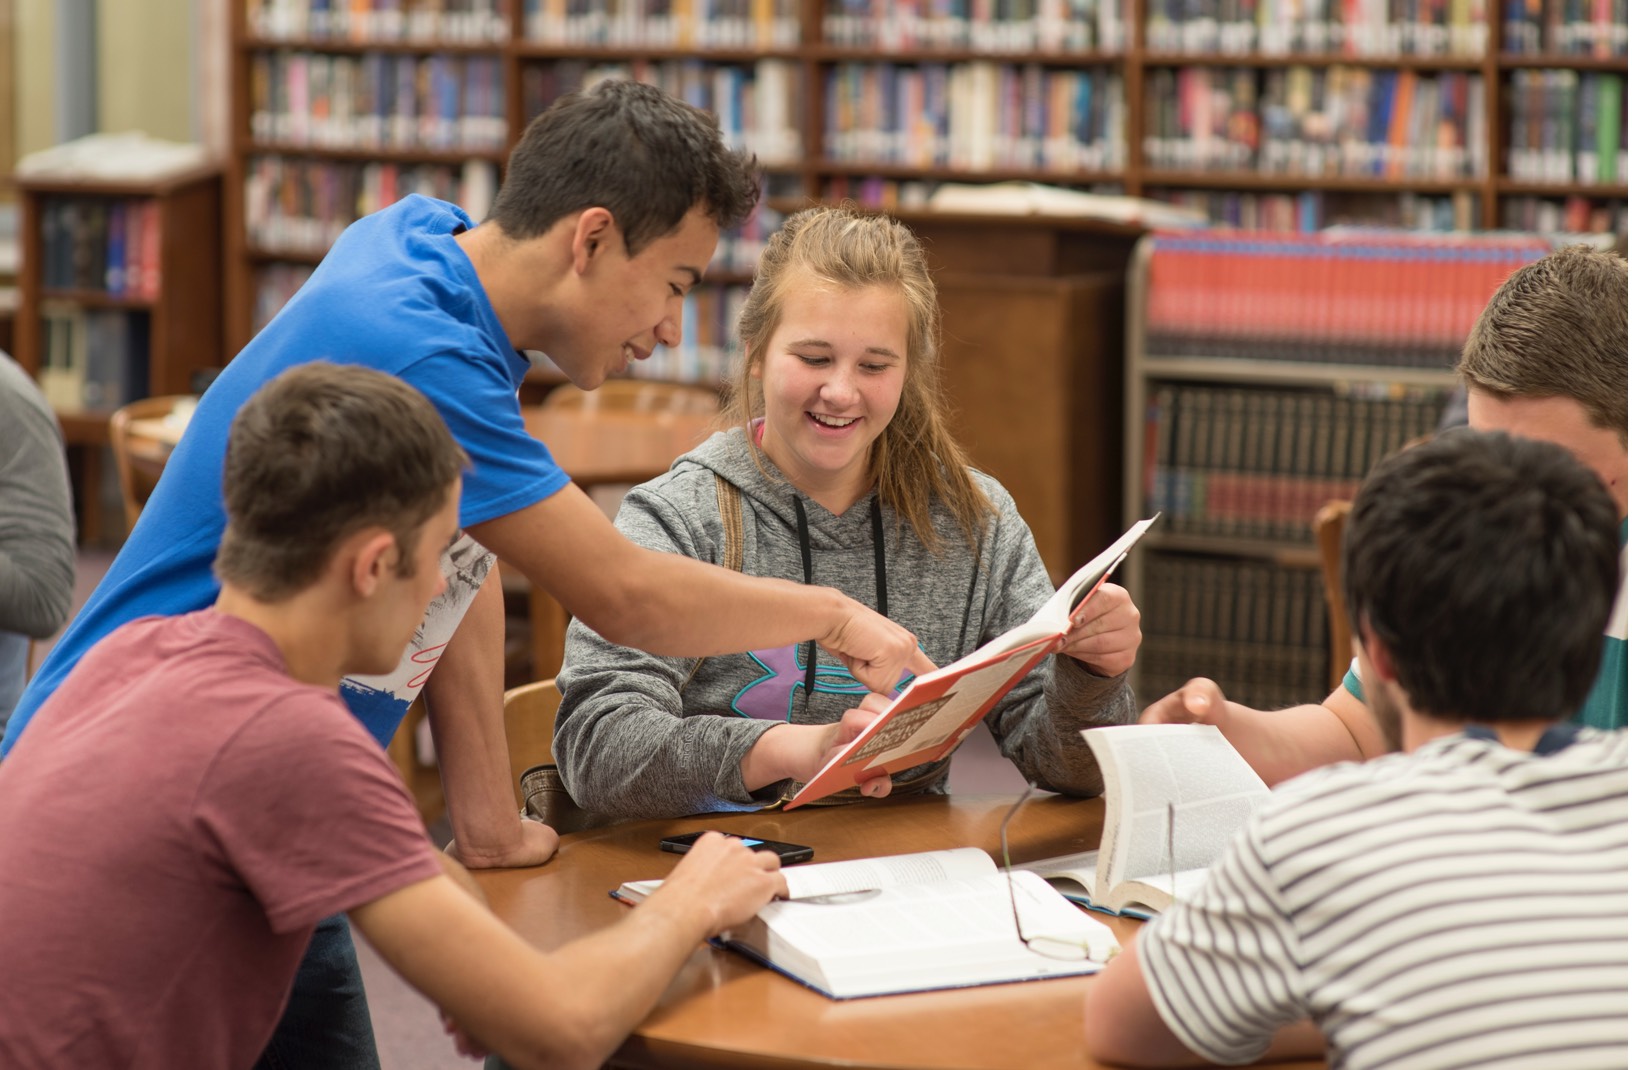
[215,363,469,602]
[488,80,761,254]
[1458,245,1627,444]
[1342,428,1619,724]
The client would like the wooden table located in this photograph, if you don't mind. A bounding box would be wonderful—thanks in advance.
[518,405,721,679]
[474,793,1324,1070]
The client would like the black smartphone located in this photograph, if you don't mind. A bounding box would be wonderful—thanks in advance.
[659,830,815,865]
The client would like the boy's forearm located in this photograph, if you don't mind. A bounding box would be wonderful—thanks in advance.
[423,575,531,862]
[1215,689,1383,786]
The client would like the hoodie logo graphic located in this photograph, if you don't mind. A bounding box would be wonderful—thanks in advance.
[733,644,912,721]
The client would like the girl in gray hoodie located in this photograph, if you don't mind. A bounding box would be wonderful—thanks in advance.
[553,205,1141,818]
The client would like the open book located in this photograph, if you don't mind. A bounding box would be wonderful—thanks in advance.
[786,517,1158,808]
[1019,724,1269,916]
[613,847,1117,999]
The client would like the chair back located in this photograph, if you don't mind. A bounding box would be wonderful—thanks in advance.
[109,395,196,533]
[543,379,722,416]
[1313,500,1353,691]
[503,678,562,809]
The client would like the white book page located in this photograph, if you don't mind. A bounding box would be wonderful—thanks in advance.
[619,849,996,904]
[747,871,1116,980]
[1012,849,1100,897]
[1116,868,1211,911]
[1082,724,1269,889]
[780,847,996,900]
[938,516,1158,676]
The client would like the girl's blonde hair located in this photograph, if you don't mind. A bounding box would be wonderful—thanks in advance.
[728,205,993,551]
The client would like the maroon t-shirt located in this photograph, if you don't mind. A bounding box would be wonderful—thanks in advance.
[0,610,443,1069]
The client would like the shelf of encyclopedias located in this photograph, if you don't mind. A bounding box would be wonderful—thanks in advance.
[231,0,1627,359]
[1119,228,1554,709]
[12,164,224,543]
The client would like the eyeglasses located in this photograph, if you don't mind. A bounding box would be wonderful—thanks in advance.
[999,783,1113,963]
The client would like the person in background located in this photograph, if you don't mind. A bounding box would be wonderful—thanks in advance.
[554,205,1142,818]
[1085,428,1627,1069]
[1143,244,1628,783]
[0,363,785,1070]
[2,82,927,1068]
[0,350,74,735]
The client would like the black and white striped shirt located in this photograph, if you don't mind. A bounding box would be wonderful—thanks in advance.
[1137,730,1628,1070]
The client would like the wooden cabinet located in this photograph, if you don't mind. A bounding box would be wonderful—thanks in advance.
[12,165,223,543]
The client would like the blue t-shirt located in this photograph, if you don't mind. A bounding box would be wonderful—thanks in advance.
[4,196,570,753]
[1340,518,1629,731]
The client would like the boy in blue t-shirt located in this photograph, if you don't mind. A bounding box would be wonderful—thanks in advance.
[1144,245,1627,785]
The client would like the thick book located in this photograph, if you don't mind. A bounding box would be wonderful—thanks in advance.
[613,847,1117,999]
[1019,724,1269,916]
[785,516,1158,809]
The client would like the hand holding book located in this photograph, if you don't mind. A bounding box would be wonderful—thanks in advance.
[1057,581,1141,677]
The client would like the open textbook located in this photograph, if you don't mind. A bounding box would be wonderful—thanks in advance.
[1019,725,1270,916]
[613,847,1117,999]
[786,517,1159,808]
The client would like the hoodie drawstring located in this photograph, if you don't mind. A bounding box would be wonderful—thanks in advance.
[791,495,889,707]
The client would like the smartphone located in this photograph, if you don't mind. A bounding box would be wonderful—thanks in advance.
[660,830,815,865]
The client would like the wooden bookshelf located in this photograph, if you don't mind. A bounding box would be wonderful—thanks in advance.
[219,0,1623,571]
[1119,229,1551,706]
[224,0,1627,350]
[13,164,223,543]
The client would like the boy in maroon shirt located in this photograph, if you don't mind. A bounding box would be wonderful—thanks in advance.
[0,363,785,1069]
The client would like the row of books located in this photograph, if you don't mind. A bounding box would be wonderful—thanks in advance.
[253,263,318,334]
[244,156,499,254]
[1139,553,1331,712]
[1503,192,1628,232]
[247,0,509,43]
[1503,0,1629,54]
[824,63,1126,172]
[520,60,802,163]
[1145,67,1486,178]
[36,304,151,414]
[1143,382,1449,542]
[1152,188,1480,231]
[244,0,1625,57]
[38,198,163,300]
[250,51,508,152]
[523,0,799,46]
[822,0,1128,51]
[1142,230,1551,366]
[1507,70,1627,186]
[1148,0,1492,56]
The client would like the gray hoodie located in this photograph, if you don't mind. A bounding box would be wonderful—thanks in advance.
[554,427,1135,818]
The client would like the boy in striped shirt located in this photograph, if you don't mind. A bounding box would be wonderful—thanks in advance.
[1085,428,1628,1069]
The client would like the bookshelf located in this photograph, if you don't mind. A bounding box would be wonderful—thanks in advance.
[1120,229,1553,708]
[225,0,1627,352]
[12,164,224,543]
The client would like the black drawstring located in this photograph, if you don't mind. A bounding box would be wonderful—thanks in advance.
[793,497,817,703]
[870,498,888,618]
[792,495,890,707]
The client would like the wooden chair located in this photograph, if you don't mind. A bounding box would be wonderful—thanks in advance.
[386,696,445,825]
[502,678,561,809]
[542,379,722,416]
[1313,500,1353,692]
[108,395,196,533]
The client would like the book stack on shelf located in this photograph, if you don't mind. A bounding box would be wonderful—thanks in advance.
[1123,229,1552,708]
